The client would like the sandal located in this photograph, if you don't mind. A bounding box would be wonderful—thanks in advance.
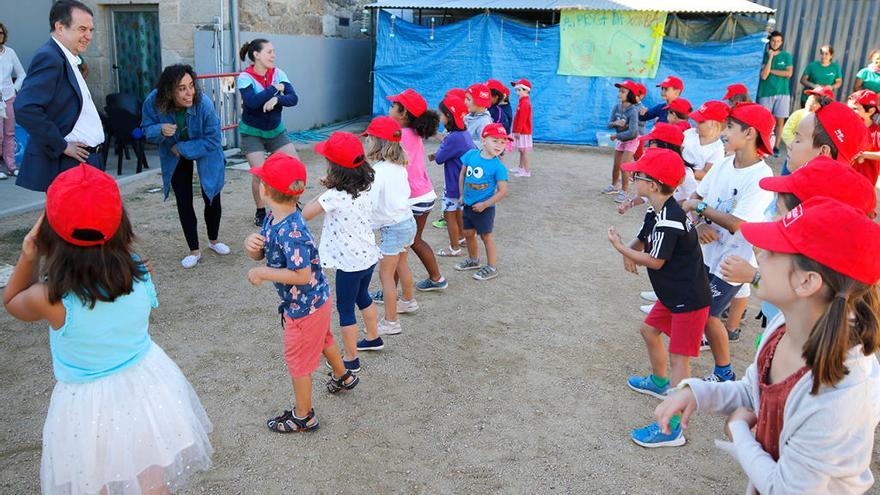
[436,245,462,257]
[266,408,319,433]
[326,370,359,394]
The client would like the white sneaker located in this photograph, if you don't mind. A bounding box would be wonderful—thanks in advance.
[10,169,18,176]
[700,336,711,351]
[181,253,201,268]
[640,303,655,314]
[378,318,402,335]
[0,171,7,180]
[640,291,658,302]
[396,298,419,314]
[209,242,230,255]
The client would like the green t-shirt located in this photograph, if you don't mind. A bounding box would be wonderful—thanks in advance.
[856,67,880,93]
[757,50,793,98]
[174,109,189,141]
[801,60,841,103]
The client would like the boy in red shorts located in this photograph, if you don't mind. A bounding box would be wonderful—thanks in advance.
[607,148,711,448]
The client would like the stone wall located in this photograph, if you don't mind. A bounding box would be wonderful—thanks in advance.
[240,0,368,39]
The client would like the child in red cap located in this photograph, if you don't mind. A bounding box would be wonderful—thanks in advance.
[510,78,534,177]
[300,132,381,370]
[781,87,830,157]
[245,152,358,433]
[847,89,880,185]
[658,197,880,494]
[639,75,684,124]
[683,101,727,180]
[664,97,693,132]
[464,83,494,149]
[455,123,510,280]
[723,83,752,106]
[682,103,776,382]
[607,148,711,448]
[786,99,869,173]
[3,164,214,492]
[604,80,642,203]
[486,79,513,135]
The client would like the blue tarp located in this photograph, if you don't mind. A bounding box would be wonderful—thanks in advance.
[372,11,766,145]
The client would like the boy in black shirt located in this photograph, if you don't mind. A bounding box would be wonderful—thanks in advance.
[607,148,710,448]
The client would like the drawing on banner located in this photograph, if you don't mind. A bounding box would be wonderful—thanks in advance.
[558,10,667,78]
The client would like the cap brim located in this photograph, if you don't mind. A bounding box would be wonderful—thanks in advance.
[688,111,706,123]
[313,141,329,158]
[722,91,734,100]
[758,175,793,193]
[741,221,799,254]
[620,160,641,173]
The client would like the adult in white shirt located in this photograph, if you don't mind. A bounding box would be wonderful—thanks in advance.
[14,0,105,192]
[0,22,25,179]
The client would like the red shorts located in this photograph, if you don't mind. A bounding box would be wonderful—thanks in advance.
[283,301,334,378]
[644,302,709,357]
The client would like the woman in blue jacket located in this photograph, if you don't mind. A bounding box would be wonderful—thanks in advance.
[237,39,299,226]
[142,64,229,269]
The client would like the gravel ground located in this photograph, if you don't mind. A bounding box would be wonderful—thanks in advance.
[1,142,878,494]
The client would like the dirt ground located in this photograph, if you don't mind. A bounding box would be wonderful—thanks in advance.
[1,141,878,494]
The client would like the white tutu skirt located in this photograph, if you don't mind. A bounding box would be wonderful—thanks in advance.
[41,343,213,494]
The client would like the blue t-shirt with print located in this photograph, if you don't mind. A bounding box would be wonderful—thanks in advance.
[261,210,330,319]
[461,149,508,206]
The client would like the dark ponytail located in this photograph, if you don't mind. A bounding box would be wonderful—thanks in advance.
[239,38,269,62]
[796,255,880,394]
[393,102,439,139]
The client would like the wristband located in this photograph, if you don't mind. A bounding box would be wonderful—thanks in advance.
[751,269,761,288]
[695,201,708,217]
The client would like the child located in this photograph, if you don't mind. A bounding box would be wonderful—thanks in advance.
[486,79,512,133]
[787,99,868,173]
[847,89,880,185]
[618,123,696,214]
[683,101,727,180]
[657,197,880,494]
[430,95,474,257]
[245,154,358,433]
[781,87,830,152]
[510,78,534,177]
[301,132,380,371]
[723,83,752,106]
[385,88,448,293]
[2,164,213,493]
[682,102,776,382]
[607,148,711,448]
[639,75,684,124]
[464,83,494,149]
[454,123,510,281]
[604,80,642,203]
[360,117,418,349]
[665,97,693,132]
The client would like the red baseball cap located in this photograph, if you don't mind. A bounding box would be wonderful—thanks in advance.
[486,79,510,96]
[729,102,775,156]
[510,78,532,90]
[314,131,366,169]
[445,88,466,100]
[249,152,307,195]
[361,116,402,142]
[723,83,749,101]
[639,122,684,147]
[634,82,648,98]
[759,156,877,217]
[815,101,870,164]
[657,76,684,91]
[386,88,427,118]
[664,97,692,115]
[466,83,492,108]
[742,197,880,285]
[690,100,730,123]
[805,86,835,100]
[621,147,685,187]
[46,164,122,247]
[614,80,641,96]
[481,122,514,141]
[441,95,468,130]
[849,89,879,108]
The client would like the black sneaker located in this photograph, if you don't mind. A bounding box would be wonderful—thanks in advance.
[254,208,267,227]
[727,328,742,343]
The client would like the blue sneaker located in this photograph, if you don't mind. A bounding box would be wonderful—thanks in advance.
[631,422,685,448]
[627,374,669,399]
[356,337,385,351]
[704,371,736,382]
[326,357,361,374]
[370,290,384,304]
[416,277,448,291]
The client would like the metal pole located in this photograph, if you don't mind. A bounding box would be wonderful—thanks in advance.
[230,0,241,148]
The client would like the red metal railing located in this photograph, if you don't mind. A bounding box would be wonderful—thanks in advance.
[196,72,240,132]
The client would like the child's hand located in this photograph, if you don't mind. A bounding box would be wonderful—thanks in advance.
[274,83,285,93]
[612,119,626,127]
[606,226,624,248]
[617,200,632,215]
[21,214,43,262]
[724,407,757,439]
[472,202,487,213]
[428,153,436,162]
[720,255,756,285]
[639,107,648,116]
[623,256,638,274]
[696,224,719,244]
[247,267,264,286]
[655,387,698,434]
[244,233,266,255]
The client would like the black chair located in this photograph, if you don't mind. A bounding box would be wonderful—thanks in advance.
[105,93,149,175]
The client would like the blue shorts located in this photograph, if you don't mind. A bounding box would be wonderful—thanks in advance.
[462,205,496,235]
[707,267,742,318]
[335,264,376,327]
[378,217,416,256]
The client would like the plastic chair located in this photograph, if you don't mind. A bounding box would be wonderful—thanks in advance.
[105,93,149,175]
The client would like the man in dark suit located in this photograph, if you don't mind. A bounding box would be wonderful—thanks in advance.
[15,0,104,192]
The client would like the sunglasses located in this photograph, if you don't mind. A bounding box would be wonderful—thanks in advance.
[632,173,656,183]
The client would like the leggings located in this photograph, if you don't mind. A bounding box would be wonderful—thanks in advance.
[170,158,221,251]
[335,264,376,326]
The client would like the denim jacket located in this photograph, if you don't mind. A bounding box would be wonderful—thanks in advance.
[141,89,226,200]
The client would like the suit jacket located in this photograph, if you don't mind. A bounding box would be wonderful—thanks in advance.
[14,39,91,191]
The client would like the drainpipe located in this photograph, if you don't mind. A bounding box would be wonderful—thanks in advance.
[230,0,241,147]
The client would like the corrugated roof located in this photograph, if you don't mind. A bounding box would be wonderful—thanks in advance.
[366,0,775,13]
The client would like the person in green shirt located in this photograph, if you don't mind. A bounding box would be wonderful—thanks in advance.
[854,49,880,94]
[757,31,794,155]
[799,45,842,106]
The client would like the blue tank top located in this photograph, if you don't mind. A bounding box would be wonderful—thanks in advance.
[49,272,159,383]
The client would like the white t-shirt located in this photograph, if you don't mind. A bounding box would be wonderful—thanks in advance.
[674,166,698,203]
[696,155,774,276]
[370,160,413,228]
[682,129,725,171]
[317,188,380,272]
